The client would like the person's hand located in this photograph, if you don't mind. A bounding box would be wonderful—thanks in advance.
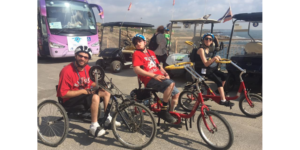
[153,74,166,82]
[165,74,170,79]
[214,56,221,61]
[86,89,96,94]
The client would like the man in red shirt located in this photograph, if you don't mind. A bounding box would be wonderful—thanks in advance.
[131,34,180,123]
[57,46,120,137]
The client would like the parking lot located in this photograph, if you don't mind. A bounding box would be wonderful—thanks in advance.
[38,55,262,150]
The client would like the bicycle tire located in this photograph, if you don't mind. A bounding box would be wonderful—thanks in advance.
[197,110,234,150]
[111,102,157,149]
[178,90,198,111]
[239,93,262,118]
[37,100,69,147]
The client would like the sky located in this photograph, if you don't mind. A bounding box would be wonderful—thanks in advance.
[88,0,262,30]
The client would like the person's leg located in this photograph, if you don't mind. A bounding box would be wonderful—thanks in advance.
[82,94,105,137]
[169,86,180,111]
[146,79,176,123]
[97,89,121,126]
[162,82,174,103]
[97,89,111,112]
[161,54,168,68]
[206,73,226,100]
[214,70,227,87]
[206,73,234,106]
[90,94,100,123]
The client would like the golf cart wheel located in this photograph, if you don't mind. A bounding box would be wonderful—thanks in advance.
[96,59,106,70]
[111,60,123,73]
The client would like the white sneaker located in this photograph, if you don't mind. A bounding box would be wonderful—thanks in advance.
[105,118,121,126]
[89,125,105,137]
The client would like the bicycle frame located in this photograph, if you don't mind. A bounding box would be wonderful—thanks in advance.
[189,62,254,107]
[93,69,139,130]
[138,65,217,132]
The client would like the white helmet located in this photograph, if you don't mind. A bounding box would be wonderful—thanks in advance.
[74,45,92,59]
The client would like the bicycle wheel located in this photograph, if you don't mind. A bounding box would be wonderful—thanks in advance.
[197,110,233,150]
[38,100,69,147]
[111,102,157,149]
[239,93,262,118]
[179,90,198,111]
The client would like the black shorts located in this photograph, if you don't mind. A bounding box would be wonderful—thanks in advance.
[206,70,227,87]
[62,94,94,110]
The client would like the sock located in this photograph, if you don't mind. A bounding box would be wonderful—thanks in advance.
[162,102,168,106]
[107,113,112,121]
[161,102,168,111]
[221,99,226,102]
[91,122,100,128]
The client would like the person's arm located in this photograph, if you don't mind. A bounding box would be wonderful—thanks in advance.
[159,65,170,79]
[58,69,91,99]
[133,66,165,82]
[133,66,157,78]
[197,48,220,67]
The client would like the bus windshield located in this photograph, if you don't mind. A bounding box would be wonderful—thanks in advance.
[45,0,97,35]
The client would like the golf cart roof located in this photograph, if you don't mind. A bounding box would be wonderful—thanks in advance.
[101,22,154,27]
[170,18,220,24]
[233,12,262,22]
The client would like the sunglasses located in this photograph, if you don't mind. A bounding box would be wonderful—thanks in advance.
[77,54,89,59]
[204,38,213,41]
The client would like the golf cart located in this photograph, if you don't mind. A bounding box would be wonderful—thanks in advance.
[96,22,154,73]
[164,17,224,80]
[224,12,262,94]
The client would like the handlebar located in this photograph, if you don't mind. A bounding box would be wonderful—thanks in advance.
[164,62,194,70]
[185,41,194,46]
[215,58,231,64]
[185,41,197,48]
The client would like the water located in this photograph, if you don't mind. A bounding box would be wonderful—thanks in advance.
[213,29,262,71]
[213,29,262,40]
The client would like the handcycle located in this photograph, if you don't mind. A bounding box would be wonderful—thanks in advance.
[178,59,263,118]
[37,66,157,149]
[130,62,234,150]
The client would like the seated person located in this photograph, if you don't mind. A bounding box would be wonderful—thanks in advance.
[195,33,234,106]
[67,10,87,27]
[57,46,120,137]
[131,34,180,123]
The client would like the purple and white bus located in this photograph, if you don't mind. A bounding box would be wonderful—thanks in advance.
[37,0,104,58]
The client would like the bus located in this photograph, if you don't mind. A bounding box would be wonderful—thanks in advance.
[37,0,104,58]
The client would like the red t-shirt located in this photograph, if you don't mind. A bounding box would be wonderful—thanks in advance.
[132,50,163,86]
[57,62,94,103]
